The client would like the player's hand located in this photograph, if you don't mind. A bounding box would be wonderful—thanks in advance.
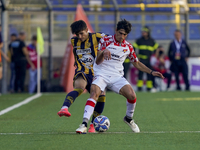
[152,71,165,79]
[103,49,111,60]
[31,65,36,70]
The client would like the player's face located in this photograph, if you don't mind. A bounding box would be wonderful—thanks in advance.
[76,28,88,42]
[115,29,128,43]
[174,31,181,40]
[142,31,148,38]
[11,36,17,42]
[19,34,26,41]
[32,40,37,46]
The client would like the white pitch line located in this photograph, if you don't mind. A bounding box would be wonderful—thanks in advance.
[0,93,42,116]
[0,131,200,135]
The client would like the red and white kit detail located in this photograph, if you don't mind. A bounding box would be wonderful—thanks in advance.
[94,35,138,76]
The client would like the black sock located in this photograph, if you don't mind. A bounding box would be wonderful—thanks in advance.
[125,116,132,123]
[82,122,87,127]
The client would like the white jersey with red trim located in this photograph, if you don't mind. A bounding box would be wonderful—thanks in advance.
[93,35,138,76]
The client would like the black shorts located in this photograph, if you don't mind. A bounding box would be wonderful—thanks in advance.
[74,71,93,93]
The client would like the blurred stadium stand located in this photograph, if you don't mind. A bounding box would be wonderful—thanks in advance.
[1,0,200,62]
[1,0,200,93]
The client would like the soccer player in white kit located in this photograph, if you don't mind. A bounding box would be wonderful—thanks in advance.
[76,19,164,134]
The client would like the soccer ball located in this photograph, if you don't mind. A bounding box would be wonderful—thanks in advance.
[93,115,110,132]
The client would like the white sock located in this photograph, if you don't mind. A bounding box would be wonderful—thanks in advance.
[61,106,68,109]
[83,98,96,121]
[126,99,137,118]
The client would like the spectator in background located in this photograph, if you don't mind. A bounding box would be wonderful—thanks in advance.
[150,46,172,91]
[27,35,42,94]
[133,26,159,92]
[10,31,35,92]
[168,29,190,91]
[0,34,18,93]
[0,25,3,81]
[8,33,17,92]
[0,25,3,94]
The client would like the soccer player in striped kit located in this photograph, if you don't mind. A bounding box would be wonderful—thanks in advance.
[57,20,107,133]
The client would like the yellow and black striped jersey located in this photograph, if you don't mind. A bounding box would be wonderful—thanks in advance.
[71,32,105,76]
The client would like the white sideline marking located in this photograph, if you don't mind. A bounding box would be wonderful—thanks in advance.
[0,131,200,135]
[0,93,42,116]
[157,97,200,101]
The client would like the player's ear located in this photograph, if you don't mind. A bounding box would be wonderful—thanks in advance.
[86,28,88,32]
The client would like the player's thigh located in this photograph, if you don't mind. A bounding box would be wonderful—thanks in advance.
[100,90,106,96]
[92,75,107,92]
[73,76,87,90]
[110,76,129,94]
[90,84,102,101]
[119,84,136,100]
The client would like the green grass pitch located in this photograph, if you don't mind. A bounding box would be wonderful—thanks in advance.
[0,91,200,150]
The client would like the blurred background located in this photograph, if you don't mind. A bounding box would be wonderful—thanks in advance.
[0,0,200,93]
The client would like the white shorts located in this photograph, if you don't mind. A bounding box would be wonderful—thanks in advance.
[92,75,130,94]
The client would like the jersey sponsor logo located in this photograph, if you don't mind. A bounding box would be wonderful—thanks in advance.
[111,58,121,61]
[123,49,128,53]
[76,48,92,55]
[107,47,116,50]
[74,46,80,48]
[79,54,94,69]
[111,53,120,58]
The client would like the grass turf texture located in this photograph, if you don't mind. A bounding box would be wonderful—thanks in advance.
[0,92,200,150]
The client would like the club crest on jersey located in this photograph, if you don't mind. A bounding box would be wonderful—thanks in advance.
[92,76,98,82]
[86,42,91,48]
[123,49,128,53]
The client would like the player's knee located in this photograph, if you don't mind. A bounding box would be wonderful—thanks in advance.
[127,92,136,100]
[90,91,99,101]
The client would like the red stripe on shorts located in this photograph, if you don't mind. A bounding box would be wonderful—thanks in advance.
[127,98,137,104]
[85,100,96,107]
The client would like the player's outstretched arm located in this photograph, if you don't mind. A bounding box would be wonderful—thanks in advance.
[132,61,165,79]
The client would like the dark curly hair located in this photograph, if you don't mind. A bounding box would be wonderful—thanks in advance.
[116,19,132,34]
[70,20,87,35]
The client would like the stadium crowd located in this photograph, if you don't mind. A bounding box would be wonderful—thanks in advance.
[0,23,191,94]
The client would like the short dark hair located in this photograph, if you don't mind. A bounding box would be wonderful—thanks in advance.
[175,29,181,33]
[158,45,163,49]
[116,19,132,34]
[70,20,87,35]
[32,35,37,41]
[19,31,25,36]
[11,33,17,37]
